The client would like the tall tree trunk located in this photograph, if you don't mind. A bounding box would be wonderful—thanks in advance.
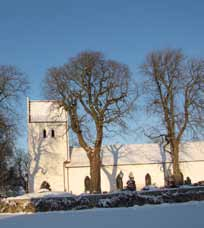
[172,141,182,185]
[89,150,101,193]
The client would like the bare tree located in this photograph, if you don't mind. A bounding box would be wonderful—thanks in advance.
[0,65,28,135]
[13,149,30,192]
[0,65,28,192]
[0,119,13,192]
[44,51,136,193]
[0,65,28,115]
[141,49,204,184]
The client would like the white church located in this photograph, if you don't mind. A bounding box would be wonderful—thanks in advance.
[27,98,204,195]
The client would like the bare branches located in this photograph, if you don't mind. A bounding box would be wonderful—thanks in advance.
[141,49,204,140]
[44,51,136,147]
[44,51,137,192]
[0,65,28,134]
[141,49,204,183]
[0,65,28,190]
[0,65,28,112]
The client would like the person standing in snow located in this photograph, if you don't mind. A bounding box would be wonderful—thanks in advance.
[126,172,136,191]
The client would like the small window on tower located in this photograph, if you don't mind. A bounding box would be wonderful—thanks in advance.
[51,129,55,138]
[43,129,47,138]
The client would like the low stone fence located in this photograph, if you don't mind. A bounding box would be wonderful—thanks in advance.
[1,186,204,213]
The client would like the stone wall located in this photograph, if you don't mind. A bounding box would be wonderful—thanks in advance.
[2,187,204,213]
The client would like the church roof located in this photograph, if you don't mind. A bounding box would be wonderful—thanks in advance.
[69,141,204,167]
[28,100,67,122]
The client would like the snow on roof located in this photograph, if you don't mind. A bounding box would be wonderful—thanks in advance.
[29,100,67,122]
[69,141,204,167]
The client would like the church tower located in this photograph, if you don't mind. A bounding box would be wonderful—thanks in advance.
[27,98,69,192]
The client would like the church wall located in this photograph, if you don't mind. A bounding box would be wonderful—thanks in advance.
[67,163,165,194]
[27,100,204,195]
[101,163,165,191]
[28,100,69,193]
[67,142,204,194]
[67,160,204,195]
[28,122,68,192]
[180,161,204,183]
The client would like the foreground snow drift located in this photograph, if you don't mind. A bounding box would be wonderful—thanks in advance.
[0,201,204,228]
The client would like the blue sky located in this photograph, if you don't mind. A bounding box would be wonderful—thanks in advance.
[1,0,204,148]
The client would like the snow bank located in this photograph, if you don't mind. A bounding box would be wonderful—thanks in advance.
[0,201,204,228]
[7,191,74,200]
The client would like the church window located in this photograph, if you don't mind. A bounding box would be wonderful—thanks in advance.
[51,129,55,138]
[145,173,151,186]
[43,129,47,138]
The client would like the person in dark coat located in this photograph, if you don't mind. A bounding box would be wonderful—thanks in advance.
[127,172,136,191]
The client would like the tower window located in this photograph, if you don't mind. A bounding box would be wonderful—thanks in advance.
[51,129,55,138]
[43,129,47,138]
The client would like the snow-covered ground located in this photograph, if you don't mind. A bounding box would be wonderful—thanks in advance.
[0,201,203,228]
[7,190,74,200]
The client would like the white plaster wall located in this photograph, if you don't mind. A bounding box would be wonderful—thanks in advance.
[67,164,165,194]
[180,162,204,183]
[28,100,68,192]
[27,99,204,194]
[67,142,204,194]
[67,161,204,195]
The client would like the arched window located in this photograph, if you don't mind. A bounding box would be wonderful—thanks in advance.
[51,129,55,138]
[43,129,47,138]
[145,173,151,186]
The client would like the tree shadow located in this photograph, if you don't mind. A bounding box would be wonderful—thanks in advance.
[100,143,174,189]
[28,125,48,192]
[159,143,172,185]
[28,101,68,192]
[28,125,58,192]
[101,144,126,191]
